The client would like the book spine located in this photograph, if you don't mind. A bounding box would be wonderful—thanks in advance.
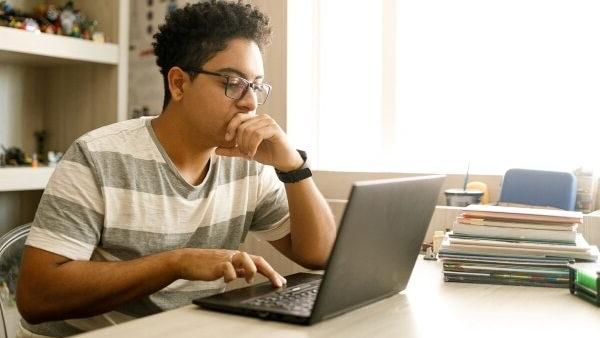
[453,223,576,243]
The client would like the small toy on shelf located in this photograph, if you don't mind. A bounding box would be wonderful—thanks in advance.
[0,145,6,167]
[33,130,47,163]
[3,146,27,165]
[0,0,15,16]
[31,153,39,168]
[22,17,40,33]
[1,0,105,42]
[59,1,76,36]
[80,18,97,40]
[34,3,61,34]
[92,31,104,43]
[47,151,63,167]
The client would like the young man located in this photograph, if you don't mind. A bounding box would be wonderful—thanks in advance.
[16,1,336,336]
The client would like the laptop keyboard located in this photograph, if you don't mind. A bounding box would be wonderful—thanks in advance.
[242,280,321,313]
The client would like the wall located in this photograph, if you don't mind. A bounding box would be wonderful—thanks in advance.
[128,0,182,117]
[251,0,287,128]
[314,170,503,205]
[0,65,44,155]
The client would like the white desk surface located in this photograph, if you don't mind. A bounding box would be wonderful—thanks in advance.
[75,258,600,338]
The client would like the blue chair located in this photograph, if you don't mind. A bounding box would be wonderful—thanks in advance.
[498,168,577,210]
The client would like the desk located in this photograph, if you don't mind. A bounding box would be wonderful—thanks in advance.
[75,258,600,338]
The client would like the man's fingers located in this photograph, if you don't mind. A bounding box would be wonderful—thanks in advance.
[215,146,245,158]
[252,255,285,288]
[209,251,284,287]
[237,117,273,156]
[232,252,257,284]
[246,125,277,159]
[219,262,237,283]
[225,113,255,141]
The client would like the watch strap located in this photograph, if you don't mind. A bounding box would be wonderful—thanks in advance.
[275,150,312,183]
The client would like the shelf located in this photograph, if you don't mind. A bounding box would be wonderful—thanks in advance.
[0,26,119,66]
[0,167,55,192]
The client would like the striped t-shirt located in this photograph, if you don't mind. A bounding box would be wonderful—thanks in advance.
[23,117,291,336]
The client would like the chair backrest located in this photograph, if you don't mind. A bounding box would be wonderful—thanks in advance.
[0,224,31,338]
[499,168,577,210]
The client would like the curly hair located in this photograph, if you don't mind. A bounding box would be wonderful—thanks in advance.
[153,0,272,109]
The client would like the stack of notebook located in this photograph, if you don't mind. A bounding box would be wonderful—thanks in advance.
[439,205,599,288]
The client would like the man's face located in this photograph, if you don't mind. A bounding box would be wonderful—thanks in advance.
[180,38,265,148]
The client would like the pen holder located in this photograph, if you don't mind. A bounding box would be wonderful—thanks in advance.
[444,189,483,207]
[568,263,600,307]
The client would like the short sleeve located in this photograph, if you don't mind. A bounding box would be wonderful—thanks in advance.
[250,165,290,241]
[26,141,104,261]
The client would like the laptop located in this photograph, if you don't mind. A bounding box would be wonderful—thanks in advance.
[193,175,445,325]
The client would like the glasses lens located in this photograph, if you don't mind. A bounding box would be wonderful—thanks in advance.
[254,84,271,105]
[225,77,248,100]
[225,77,271,104]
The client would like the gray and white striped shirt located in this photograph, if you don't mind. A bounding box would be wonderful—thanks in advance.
[23,117,290,336]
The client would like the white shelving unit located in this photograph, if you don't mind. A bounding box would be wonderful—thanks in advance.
[0,26,119,65]
[0,0,129,225]
[0,167,55,192]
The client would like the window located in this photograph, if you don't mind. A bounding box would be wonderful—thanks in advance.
[287,0,600,174]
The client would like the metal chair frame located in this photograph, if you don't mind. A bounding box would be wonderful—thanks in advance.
[0,224,31,338]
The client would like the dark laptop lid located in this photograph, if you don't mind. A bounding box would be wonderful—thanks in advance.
[310,175,444,323]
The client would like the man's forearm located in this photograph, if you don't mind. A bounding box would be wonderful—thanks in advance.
[18,247,181,324]
[285,178,336,269]
[18,246,286,324]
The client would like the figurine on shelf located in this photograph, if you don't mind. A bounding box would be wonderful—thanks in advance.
[47,151,63,167]
[0,145,6,167]
[33,3,58,34]
[92,31,105,43]
[46,4,61,34]
[33,2,61,35]
[23,17,40,33]
[38,19,55,34]
[4,146,27,165]
[2,1,104,41]
[33,130,47,163]
[7,16,23,29]
[59,1,77,36]
[31,153,39,168]
[80,18,97,40]
[0,0,16,17]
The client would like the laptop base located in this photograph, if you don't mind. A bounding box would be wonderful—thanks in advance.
[194,272,322,325]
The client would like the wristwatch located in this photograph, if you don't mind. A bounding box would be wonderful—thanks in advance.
[275,149,312,183]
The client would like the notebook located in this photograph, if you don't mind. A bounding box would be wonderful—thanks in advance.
[193,175,444,325]
[461,205,583,224]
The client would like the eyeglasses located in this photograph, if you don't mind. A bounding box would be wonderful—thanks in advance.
[183,68,272,105]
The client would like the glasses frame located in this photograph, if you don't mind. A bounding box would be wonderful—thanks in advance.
[183,68,271,105]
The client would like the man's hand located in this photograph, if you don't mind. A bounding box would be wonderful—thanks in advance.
[215,113,303,172]
[176,248,287,288]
